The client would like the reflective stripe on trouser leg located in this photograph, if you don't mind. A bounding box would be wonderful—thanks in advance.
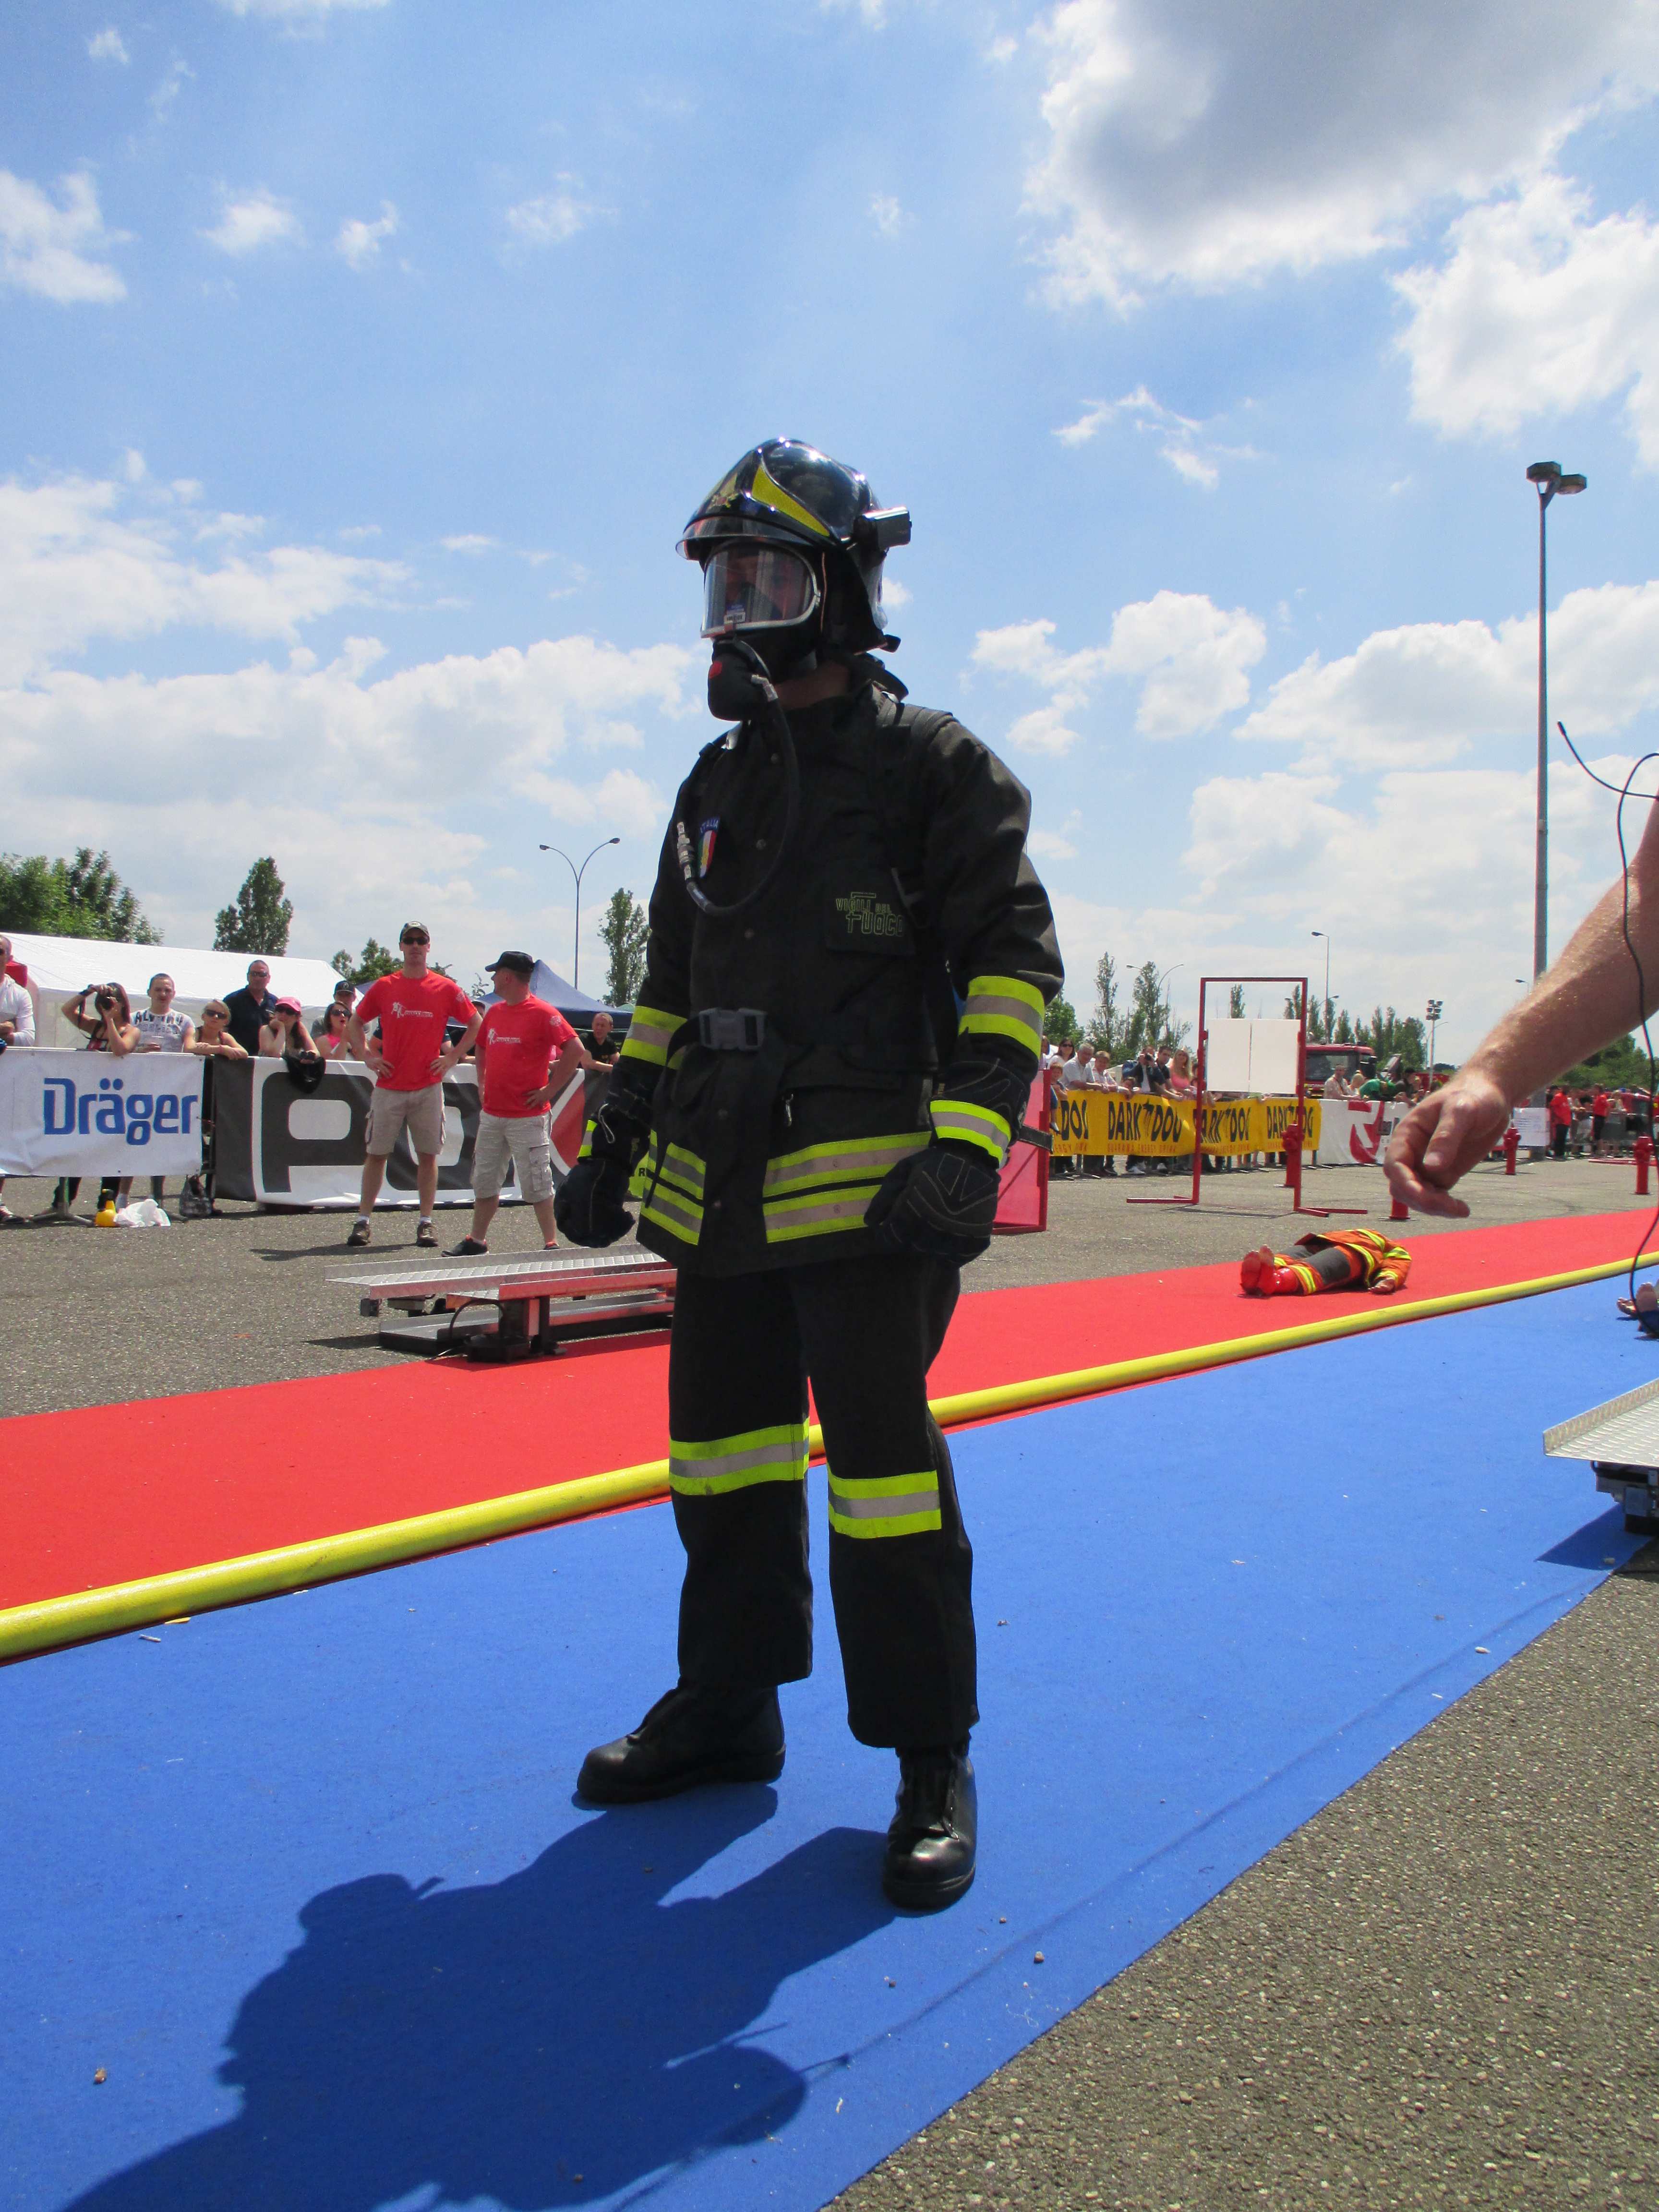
[791,1254,977,1750]
[668,1268,814,1692]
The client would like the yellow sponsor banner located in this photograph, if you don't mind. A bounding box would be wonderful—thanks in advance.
[1051,1091,1321,1158]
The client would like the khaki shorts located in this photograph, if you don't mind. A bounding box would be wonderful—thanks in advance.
[365,1082,446,1159]
[471,1109,555,1204]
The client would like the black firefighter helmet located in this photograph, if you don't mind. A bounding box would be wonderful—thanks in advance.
[677,438,911,675]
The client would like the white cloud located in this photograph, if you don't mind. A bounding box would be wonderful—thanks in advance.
[1029,824,1079,861]
[882,577,912,610]
[0,171,126,304]
[201,190,301,256]
[1029,0,1659,307]
[87,27,129,61]
[1395,172,1659,468]
[1239,581,1659,769]
[1175,755,1615,1044]
[1054,384,1256,488]
[0,470,407,684]
[150,57,192,121]
[870,193,903,236]
[335,200,399,269]
[505,183,596,248]
[973,590,1266,749]
[212,0,390,15]
[442,534,496,556]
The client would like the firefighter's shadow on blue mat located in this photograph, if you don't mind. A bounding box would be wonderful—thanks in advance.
[70,1789,892,2212]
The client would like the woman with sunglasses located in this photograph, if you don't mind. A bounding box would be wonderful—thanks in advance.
[190,1002,249,1060]
[314,1002,353,1059]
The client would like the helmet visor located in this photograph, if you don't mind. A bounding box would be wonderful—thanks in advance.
[699,544,820,637]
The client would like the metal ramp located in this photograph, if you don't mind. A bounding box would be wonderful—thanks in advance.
[1543,1377,1659,1532]
[334,1248,675,1360]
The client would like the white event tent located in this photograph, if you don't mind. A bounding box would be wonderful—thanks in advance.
[2,933,344,1046]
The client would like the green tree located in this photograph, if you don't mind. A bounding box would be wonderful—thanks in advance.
[1085,950,1125,1057]
[1285,987,1344,1043]
[1227,984,1246,1018]
[0,848,160,943]
[1046,992,1082,1048]
[214,858,292,954]
[1124,962,1190,1054]
[1561,1033,1654,1090]
[598,887,649,1006]
[1357,1005,1427,1069]
[331,938,401,986]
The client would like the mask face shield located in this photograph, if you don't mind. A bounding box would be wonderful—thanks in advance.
[698,543,821,638]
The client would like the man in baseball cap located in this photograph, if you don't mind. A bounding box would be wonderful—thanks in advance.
[447,952,587,1255]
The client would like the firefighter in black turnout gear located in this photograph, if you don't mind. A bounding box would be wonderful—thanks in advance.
[557,439,1061,1909]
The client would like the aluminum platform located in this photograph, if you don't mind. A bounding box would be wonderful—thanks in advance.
[334,1248,675,1360]
[1543,1376,1659,1531]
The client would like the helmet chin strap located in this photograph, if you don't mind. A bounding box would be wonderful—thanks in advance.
[677,635,802,919]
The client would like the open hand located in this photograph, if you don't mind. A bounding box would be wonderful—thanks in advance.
[1383,1072,1512,1217]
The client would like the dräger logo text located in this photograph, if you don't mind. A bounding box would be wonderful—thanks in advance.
[42,1073,196,1146]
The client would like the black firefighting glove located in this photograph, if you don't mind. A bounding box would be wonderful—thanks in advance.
[554,1155,634,1247]
[553,1067,654,1247]
[865,1141,1001,1263]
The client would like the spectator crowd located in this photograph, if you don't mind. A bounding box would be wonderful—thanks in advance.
[0,926,623,1237]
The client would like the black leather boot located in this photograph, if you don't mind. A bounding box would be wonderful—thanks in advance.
[576,1684,785,1804]
[882,1742,976,1909]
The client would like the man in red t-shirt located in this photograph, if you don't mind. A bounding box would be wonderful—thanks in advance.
[448,950,587,1254]
[1591,1086,1610,1154]
[344,923,480,1247]
[1548,1085,1574,1161]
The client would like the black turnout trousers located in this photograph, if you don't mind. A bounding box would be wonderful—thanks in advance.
[666,1251,978,1750]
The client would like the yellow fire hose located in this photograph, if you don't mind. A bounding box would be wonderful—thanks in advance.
[1,1252,1647,1665]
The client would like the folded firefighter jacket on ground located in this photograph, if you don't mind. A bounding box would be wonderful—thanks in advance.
[598,666,1062,1277]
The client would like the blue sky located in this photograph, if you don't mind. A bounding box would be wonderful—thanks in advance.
[4,0,1659,1049]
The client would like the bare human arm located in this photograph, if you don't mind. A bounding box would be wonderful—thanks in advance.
[524,1035,586,1110]
[347,1011,390,1080]
[434,1006,482,1080]
[1385,795,1659,1216]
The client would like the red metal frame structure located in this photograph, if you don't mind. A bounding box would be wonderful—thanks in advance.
[1127,974,1365,1217]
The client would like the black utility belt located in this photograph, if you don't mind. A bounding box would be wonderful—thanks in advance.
[694,1008,767,1052]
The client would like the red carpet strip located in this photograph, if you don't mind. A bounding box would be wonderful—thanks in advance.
[3,1209,1647,1612]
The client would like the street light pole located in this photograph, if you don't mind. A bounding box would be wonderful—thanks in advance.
[1310,931,1330,1034]
[1426,997,1443,1074]
[538,836,621,995]
[1526,462,1587,978]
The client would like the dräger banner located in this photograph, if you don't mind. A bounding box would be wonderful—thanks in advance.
[0,1046,206,1175]
[1051,1090,1321,1158]
[209,1058,590,1208]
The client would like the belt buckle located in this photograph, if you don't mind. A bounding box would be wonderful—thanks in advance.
[697,1008,766,1052]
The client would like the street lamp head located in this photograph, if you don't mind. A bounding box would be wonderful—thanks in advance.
[1526,461,1562,486]
[606,836,621,847]
[1557,473,1587,494]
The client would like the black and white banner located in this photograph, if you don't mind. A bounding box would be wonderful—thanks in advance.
[209,1058,592,1209]
[0,1047,206,1176]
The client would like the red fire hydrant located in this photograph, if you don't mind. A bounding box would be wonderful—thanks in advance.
[1637,1133,1653,1197]
[1503,1124,1520,1176]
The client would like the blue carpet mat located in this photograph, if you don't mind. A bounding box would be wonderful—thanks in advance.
[4,1279,1650,2212]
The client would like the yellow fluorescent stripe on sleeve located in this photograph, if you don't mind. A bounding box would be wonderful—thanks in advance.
[621,1004,681,1067]
[959,973,1045,1048]
[670,1422,808,1496]
[762,1131,929,1195]
[928,1099,1010,1164]
[826,1468,942,1539]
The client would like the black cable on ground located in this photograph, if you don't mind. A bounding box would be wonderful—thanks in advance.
[1559,723,1659,1305]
